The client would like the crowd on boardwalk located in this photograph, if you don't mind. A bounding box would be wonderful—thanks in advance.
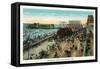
[23,25,94,60]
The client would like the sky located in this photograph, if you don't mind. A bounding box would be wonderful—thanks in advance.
[23,8,94,24]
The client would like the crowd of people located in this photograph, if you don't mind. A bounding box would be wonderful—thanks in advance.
[23,25,94,60]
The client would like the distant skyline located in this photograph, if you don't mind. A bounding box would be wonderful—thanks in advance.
[22,8,94,24]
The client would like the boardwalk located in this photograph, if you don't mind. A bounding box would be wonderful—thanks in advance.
[23,25,94,60]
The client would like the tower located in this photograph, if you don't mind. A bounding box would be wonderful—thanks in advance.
[87,15,94,25]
